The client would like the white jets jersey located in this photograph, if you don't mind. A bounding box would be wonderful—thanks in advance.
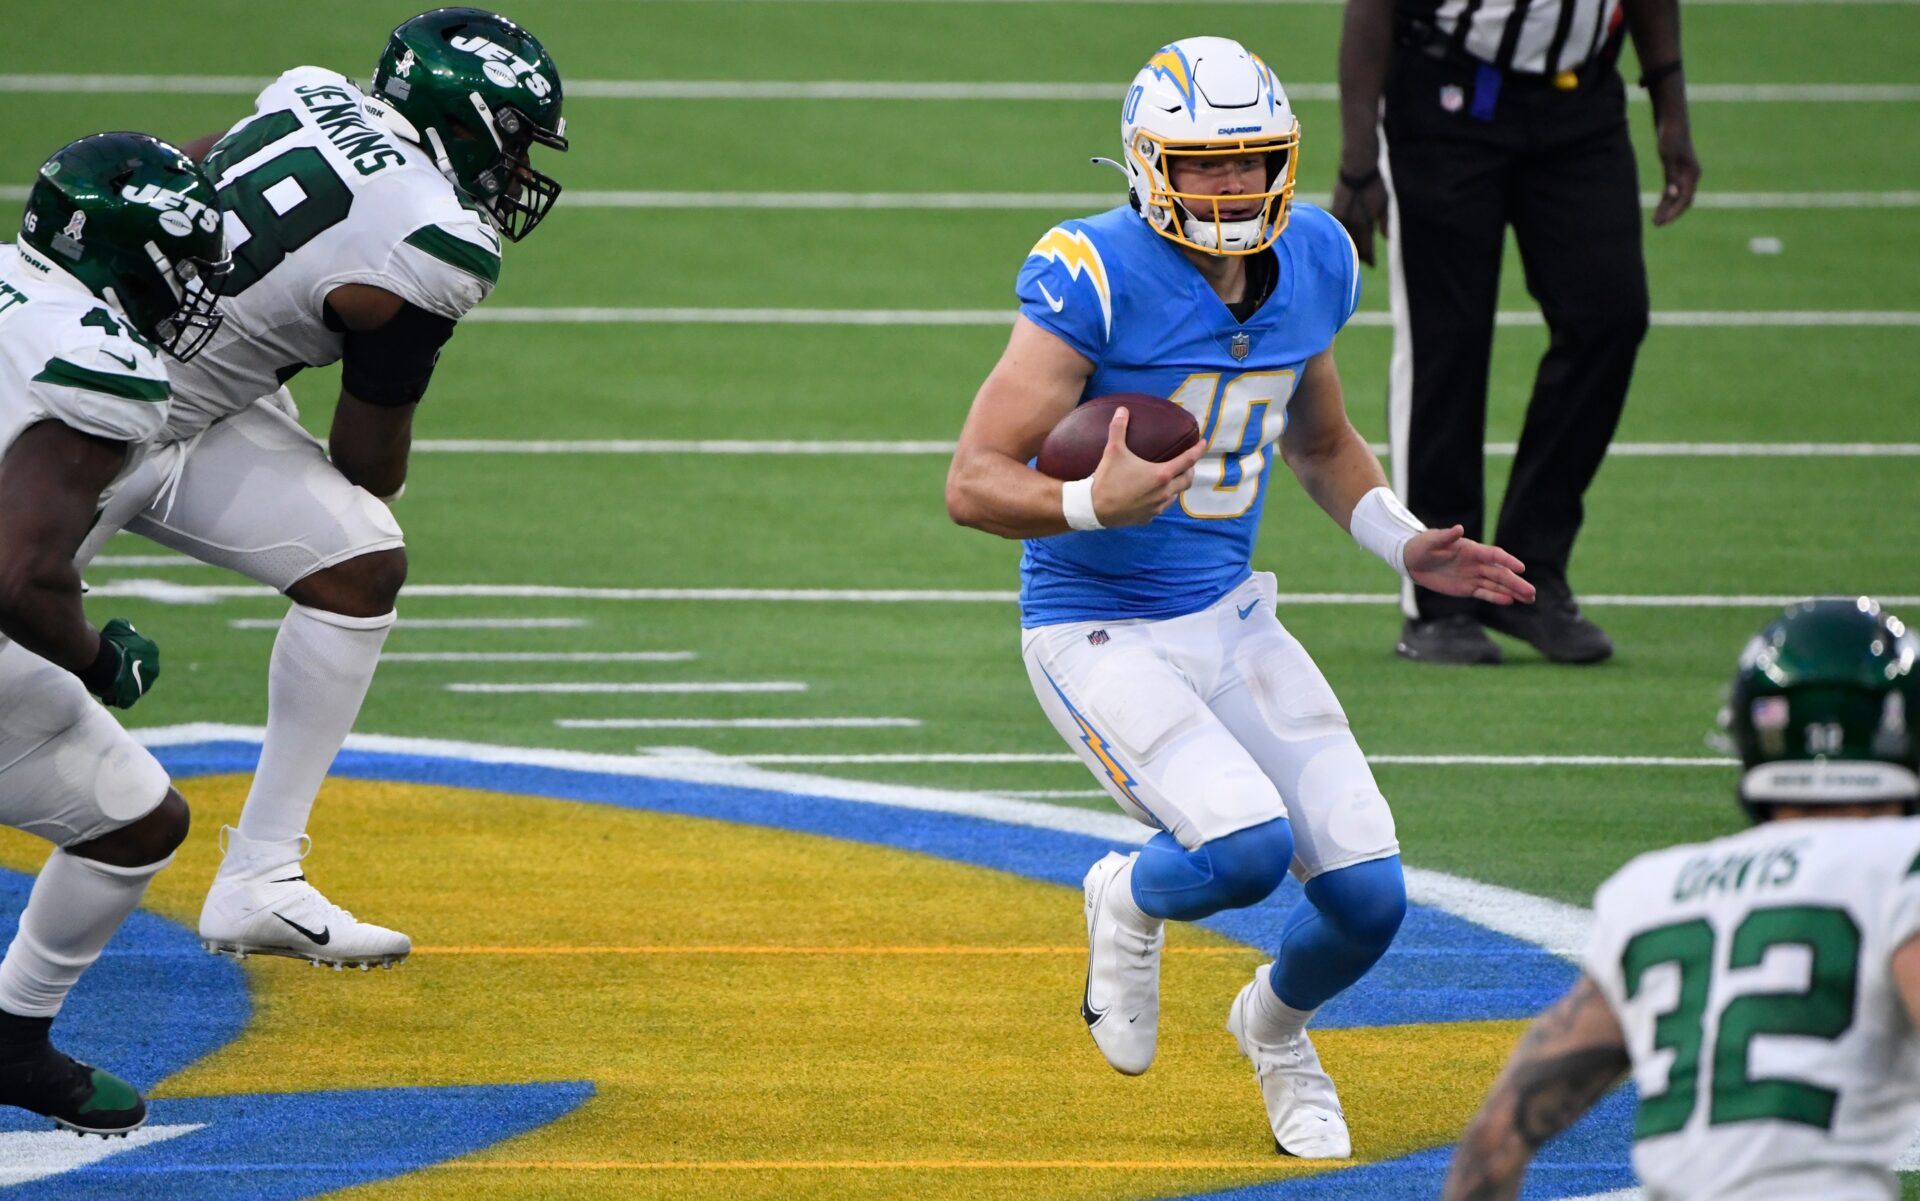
[1583,816,1920,1201]
[165,66,502,438]
[0,244,170,494]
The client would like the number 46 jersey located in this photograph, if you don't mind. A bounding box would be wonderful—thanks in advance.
[164,67,503,439]
[1583,816,1920,1201]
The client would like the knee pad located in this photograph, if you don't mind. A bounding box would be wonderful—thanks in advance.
[1305,856,1407,951]
[1205,818,1296,910]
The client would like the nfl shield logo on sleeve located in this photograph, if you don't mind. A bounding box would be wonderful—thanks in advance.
[1229,332,1251,361]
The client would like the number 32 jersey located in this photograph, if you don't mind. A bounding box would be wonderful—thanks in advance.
[1013,202,1361,628]
[164,67,503,439]
[1583,816,1920,1201]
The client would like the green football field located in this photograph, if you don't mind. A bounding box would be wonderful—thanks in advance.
[2,1,1918,1197]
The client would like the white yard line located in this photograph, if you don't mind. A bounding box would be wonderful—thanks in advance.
[229,617,591,630]
[463,307,1920,328]
[4,75,1919,100]
[131,723,1598,960]
[448,681,807,694]
[994,789,1111,798]
[622,751,1732,767]
[14,185,1920,209]
[382,651,696,663]
[558,717,922,729]
[90,553,203,567]
[404,439,1920,458]
[535,187,1920,210]
[87,580,1920,608]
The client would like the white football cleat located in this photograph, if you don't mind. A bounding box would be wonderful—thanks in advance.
[1080,851,1164,1076]
[1227,976,1352,1159]
[198,827,410,970]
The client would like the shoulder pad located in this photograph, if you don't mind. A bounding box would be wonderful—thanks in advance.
[382,200,501,320]
[1016,223,1117,360]
[26,303,169,444]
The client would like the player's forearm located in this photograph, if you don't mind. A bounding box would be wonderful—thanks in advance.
[945,446,1074,540]
[0,553,99,674]
[1444,979,1630,1201]
[1621,0,1688,124]
[1440,1108,1531,1201]
[1283,423,1389,532]
[1337,0,1395,176]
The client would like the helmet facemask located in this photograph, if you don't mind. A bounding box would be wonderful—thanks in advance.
[465,100,568,242]
[139,247,231,361]
[1127,123,1299,257]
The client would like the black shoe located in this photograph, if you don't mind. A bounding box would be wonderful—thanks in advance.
[1480,579,1613,664]
[1396,615,1503,665]
[0,1012,146,1137]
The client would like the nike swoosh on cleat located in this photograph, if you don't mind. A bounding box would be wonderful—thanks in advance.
[274,913,331,945]
[1081,975,1108,1028]
[1237,599,1260,620]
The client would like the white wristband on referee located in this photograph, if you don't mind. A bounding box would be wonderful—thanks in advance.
[1349,486,1426,578]
[1061,477,1104,531]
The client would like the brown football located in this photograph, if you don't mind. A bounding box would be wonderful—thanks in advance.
[1036,393,1202,481]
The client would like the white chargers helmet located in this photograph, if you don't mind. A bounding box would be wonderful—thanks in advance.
[1120,37,1300,256]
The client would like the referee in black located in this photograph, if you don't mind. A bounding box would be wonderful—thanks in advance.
[1333,0,1699,664]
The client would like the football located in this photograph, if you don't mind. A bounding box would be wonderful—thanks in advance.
[1035,393,1203,481]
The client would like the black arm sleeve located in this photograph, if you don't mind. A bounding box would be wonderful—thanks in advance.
[336,300,459,408]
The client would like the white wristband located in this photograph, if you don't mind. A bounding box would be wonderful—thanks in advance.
[1349,486,1426,578]
[1061,477,1104,531]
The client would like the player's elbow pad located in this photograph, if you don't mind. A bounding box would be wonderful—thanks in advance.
[338,302,459,408]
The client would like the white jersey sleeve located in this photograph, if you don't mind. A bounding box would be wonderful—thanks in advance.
[0,248,169,455]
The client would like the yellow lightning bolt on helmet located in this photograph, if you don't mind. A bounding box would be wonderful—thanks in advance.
[1119,37,1300,257]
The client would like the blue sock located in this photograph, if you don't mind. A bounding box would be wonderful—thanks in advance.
[1267,855,1407,1011]
[1128,817,1294,922]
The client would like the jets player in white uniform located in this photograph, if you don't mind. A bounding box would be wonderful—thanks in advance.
[1445,597,1920,1201]
[0,133,229,1134]
[78,9,567,969]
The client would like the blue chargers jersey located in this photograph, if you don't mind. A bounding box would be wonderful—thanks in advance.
[1015,202,1362,628]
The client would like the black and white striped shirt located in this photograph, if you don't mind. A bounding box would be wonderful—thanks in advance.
[1406,0,1622,76]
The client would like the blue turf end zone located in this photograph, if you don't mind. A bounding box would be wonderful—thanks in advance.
[0,868,245,1091]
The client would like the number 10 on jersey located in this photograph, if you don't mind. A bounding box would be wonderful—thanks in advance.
[1167,369,1297,520]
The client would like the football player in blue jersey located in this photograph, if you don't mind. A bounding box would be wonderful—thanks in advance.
[946,37,1535,1157]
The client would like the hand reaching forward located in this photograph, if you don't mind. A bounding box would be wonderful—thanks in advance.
[1405,526,1535,606]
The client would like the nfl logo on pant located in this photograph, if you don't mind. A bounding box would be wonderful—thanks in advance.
[1086,630,1110,646]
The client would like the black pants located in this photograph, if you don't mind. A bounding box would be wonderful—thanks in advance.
[1382,49,1650,619]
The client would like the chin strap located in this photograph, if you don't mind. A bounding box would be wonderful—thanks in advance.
[1088,156,1127,178]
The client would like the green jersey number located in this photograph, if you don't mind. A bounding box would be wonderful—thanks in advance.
[1622,904,1860,1140]
[206,111,354,295]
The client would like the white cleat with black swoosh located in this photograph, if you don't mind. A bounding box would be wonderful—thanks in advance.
[1227,976,1352,1159]
[1080,851,1164,1075]
[197,827,410,970]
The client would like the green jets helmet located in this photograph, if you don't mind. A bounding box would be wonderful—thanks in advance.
[18,132,231,360]
[367,8,568,241]
[1724,597,1919,818]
